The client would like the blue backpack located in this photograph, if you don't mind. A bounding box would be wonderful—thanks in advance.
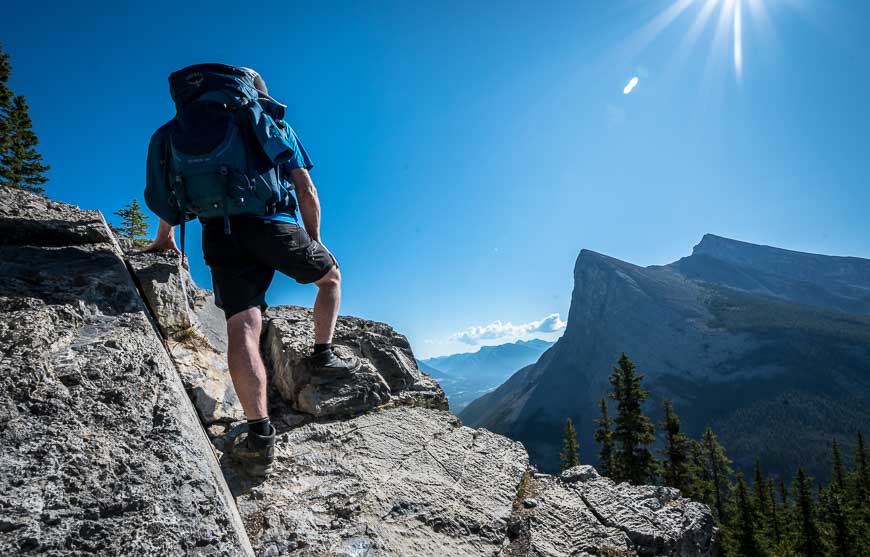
[144,64,298,252]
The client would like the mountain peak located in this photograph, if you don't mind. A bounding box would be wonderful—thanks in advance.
[692,234,752,257]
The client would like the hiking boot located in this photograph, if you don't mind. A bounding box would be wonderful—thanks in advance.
[309,347,361,376]
[226,423,276,478]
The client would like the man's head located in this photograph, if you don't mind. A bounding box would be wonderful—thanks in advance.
[240,67,268,96]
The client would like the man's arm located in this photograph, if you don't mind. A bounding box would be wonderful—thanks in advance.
[291,167,321,243]
[145,218,181,254]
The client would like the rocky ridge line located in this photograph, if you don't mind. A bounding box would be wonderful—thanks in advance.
[0,187,719,556]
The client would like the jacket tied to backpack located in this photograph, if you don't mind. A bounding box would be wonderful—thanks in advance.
[144,64,299,243]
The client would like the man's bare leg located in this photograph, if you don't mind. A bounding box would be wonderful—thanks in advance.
[226,307,269,420]
[310,265,358,371]
[313,266,341,344]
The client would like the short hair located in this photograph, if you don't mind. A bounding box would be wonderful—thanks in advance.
[252,73,269,95]
[239,66,269,95]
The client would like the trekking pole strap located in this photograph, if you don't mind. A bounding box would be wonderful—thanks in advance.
[175,175,187,261]
[221,165,231,235]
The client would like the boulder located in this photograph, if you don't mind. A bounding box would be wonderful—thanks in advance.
[263,306,447,418]
[225,406,528,556]
[503,465,719,556]
[0,188,252,556]
[126,249,244,424]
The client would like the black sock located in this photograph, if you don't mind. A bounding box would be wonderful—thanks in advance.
[247,416,271,437]
[313,343,332,356]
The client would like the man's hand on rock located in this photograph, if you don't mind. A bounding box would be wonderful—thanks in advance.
[145,236,180,254]
[144,219,181,254]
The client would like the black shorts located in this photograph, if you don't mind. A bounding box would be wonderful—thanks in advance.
[201,217,336,318]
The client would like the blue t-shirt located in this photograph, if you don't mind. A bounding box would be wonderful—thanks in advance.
[258,125,313,224]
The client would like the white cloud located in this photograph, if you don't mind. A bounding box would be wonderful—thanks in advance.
[449,313,567,345]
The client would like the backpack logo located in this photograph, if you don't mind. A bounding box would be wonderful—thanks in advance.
[186,72,204,87]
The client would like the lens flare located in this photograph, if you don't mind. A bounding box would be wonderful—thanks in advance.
[734,0,743,81]
[618,0,800,87]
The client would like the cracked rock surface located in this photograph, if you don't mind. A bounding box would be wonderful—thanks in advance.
[502,466,718,557]
[0,188,251,556]
[264,306,447,417]
[226,406,528,556]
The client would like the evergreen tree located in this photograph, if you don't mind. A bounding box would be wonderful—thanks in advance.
[594,398,615,478]
[0,95,50,192]
[700,426,733,524]
[779,475,788,507]
[0,42,13,156]
[855,431,868,502]
[114,199,151,248]
[659,399,693,495]
[689,439,716,510]
[607,353,657,485]
[768,477,782,545]
[754,459,770,518]
[729,474,767,557]
[792,468,822,557]
[559,417,580,472]
[831,438,846,492]
[823,490,853,557]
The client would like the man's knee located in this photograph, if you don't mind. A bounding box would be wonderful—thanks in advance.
[315,266,341,289]
[227,306,262,343]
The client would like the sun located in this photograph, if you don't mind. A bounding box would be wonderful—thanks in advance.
[622,0,795,86]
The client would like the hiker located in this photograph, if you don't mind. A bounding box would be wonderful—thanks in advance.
[143,64,358,477]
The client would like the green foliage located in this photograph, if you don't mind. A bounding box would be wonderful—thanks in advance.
[607,353,657,485]
[659,399,694,495]
[594,398,615,478]
[830,439,846,492]
[0,42,12,157]
[792,468,822,557]
[768,477,783,545]
[699,426,734,524]
[0,44,49,193]
[855,432,868,502]
[727,474,768,557]
[559,417,580,472]
[114,199,151,247]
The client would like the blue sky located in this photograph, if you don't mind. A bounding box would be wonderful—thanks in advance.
[3,0,868,357]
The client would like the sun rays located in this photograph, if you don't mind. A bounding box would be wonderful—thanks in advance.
[623,0,812,87]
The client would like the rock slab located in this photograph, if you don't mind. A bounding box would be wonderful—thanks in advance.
[0,188,252,556]
[227,406,528,556]
[502,465,718,557]
[126,249,244,424]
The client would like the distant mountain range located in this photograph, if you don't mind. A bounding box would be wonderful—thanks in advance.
[460,234,870,481]
[418,339,554,412]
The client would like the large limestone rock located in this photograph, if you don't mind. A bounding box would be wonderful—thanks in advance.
[126,249,244,424]
[226,406,528,556]
[503,466,718,556]
[264,306,447,417]
[0,188,252,556]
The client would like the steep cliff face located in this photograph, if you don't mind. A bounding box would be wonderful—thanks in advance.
[0,189,252,555]
[0,188,718,556]
[461,237,870,481]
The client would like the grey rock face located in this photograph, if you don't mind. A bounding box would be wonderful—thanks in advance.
[503,465,718,557]
[264,306,447,418]
[126,250,244,424]
[226,406,528,556]
[461,241,870,482]
[0,188,252,556]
